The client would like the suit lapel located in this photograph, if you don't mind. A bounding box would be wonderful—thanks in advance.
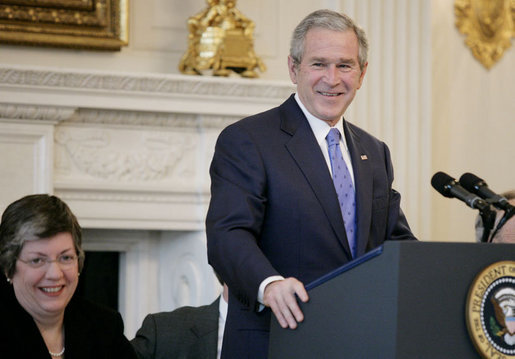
[280,96,352,258]
[189,298,220,358]
[343,120,373,257]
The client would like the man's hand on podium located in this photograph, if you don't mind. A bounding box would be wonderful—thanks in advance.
[263,277,309,329]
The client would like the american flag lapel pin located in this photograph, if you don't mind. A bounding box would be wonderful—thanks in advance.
[360,154,368,160]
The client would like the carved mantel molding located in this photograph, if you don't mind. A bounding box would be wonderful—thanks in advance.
[0,65,292,98]
[0,65,294,115]
[0,103,75,123]
[0,65,294,230]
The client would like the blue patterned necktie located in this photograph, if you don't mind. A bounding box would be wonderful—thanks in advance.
[326,128,357,258]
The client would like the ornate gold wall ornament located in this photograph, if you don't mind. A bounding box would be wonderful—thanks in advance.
[179,0,266,78]
[455,0,514,69]
[0,0,128,51]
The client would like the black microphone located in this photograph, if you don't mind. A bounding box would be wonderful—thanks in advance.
[459,172,514,211]
[431,172,491,212]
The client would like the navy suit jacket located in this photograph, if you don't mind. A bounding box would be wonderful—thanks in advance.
[206,94,415,358]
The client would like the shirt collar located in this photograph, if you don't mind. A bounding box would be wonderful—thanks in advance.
[219,292,228,322]
[294,93,349,151]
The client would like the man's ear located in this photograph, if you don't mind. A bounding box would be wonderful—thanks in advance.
[287,56,298,84]
[357,61,368,89]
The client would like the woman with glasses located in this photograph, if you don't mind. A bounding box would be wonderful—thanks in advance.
[0,194,137,359]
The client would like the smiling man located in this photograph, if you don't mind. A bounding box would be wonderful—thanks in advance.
[288,26,367,127]
[206,9,416,358]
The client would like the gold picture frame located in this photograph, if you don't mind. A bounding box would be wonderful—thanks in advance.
[0,0,128,51]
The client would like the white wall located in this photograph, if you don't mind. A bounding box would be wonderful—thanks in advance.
[431,0,515,243]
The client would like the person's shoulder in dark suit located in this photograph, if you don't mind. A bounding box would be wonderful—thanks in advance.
[64,296,138,359]
[131,297,220,359]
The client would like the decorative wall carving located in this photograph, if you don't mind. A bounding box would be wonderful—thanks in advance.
[55,127,195,182]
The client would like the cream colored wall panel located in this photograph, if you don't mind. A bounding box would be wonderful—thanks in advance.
[0,121,53,213]
[153,0,205,31]
[417,0,433,241]
[338,0,432,241]
[131,0,202,52]
[232,0,279,58]
[431,0,515,243]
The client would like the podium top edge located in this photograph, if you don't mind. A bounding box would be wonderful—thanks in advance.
[305,245,384,291]
[304,240,515,291]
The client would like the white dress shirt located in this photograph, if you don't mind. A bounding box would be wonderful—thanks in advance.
[217,293,228,359]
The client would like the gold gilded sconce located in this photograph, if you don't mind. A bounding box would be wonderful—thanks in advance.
[454,0,514,69]
[179,0,266,78]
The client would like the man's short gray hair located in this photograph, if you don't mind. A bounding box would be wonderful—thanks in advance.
[290,9,369,71]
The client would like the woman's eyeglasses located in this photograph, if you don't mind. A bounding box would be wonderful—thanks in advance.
[18,254,78,269]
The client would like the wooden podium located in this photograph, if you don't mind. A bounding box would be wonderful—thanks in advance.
[268,241,515,359]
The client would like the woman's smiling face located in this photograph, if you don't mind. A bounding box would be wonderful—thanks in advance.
[12,232,79,323]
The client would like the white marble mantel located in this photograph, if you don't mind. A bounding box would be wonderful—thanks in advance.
[0,64,294,337]
[0,65,294,229]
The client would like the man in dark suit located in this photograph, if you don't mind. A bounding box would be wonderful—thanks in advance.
[131,283,228,359]
[206,9,416,358]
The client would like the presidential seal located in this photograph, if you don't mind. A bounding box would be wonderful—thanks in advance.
[466,261,515,358]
